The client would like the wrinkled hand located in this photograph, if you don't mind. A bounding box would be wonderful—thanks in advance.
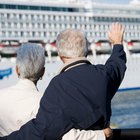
[108,22,125,45]
[103,127,113,140]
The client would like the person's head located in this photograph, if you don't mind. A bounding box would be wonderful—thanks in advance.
[16,43,45,85]
[56,29,88,61]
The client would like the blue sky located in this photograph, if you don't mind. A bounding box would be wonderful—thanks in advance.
[94,0,130,4]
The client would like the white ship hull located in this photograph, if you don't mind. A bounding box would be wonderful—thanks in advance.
[0,54,140,93]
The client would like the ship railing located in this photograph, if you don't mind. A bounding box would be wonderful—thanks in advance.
[112,128,140,140]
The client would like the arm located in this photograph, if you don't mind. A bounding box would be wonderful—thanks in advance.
[0,78,72,140]
[62,128,112,140]
[105,23,127,99]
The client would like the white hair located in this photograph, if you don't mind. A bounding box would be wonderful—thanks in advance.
[56,29,88,58]
[16,43,45,82]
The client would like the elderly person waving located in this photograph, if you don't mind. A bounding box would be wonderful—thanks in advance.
[0,43,112,140]
[0,23,126,140]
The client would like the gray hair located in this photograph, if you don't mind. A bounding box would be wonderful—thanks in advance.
[16,43,45,82]
[56,29,88,58]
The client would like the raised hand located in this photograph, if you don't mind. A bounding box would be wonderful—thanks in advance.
[108,22,125,45]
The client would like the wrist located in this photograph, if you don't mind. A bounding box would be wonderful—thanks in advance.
[112,41,123,45]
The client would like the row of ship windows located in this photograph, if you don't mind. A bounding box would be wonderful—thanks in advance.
[0,14,89,21]
[0,23,99,29]
[1,4,140,16]
[92,8,140,15]
[1,23,140,30]
[0,13,140,22]
[0,4,81,12]
[0,31,140,38]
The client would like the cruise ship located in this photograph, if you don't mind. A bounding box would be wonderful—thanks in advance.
[0,0,140,55]
[0,0,140,92]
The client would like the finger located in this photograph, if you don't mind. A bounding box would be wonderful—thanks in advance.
[118,23,122,31]
[113,22,118,32]
[121,25,125,34]
[115,22,121,31]
[111,23,115,31]
[108,31,112,41]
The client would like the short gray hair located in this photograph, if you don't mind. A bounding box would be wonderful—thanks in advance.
[56,29,88,58]
[16,43,45,82]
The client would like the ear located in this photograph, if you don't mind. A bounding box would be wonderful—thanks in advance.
[60,56,65,63]
[16,65,20,77]
[60,56,63,61]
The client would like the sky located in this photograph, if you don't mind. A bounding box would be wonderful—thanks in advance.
[93,0,130,4]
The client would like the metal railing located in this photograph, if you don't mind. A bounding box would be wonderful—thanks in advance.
[113,129,140,140]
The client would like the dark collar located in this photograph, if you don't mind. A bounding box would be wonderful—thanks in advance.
[60,60,91,73]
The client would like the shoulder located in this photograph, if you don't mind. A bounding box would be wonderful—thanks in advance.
[0,86,15,97]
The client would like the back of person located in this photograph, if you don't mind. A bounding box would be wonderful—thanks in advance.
[0,43,45,136]
[41,24,126,139]
[53,51,126,130]
[0,80,42,136]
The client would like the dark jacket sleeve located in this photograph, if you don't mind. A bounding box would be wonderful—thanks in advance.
[104,44,127,99]
[0,78,73,140]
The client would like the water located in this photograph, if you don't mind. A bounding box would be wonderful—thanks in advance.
[111,90,140,128]
[0,57,140,129]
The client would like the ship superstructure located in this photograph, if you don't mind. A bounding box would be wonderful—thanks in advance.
[0,0,140,54]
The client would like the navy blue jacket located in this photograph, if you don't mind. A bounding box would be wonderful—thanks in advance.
[1,44,126,140]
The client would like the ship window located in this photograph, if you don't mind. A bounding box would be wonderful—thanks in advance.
[14,22,17,27]
[6,13,10,18]
[44,32,46,37]
[0,4,5,9]
[29,6,40,10]
[68,8,74,12]
[19,14,22,19]
[1,22,5,28]
[41,6,49,11]
[2,31,6,36]
[32,32,35,37]
[43,23,46,28]
[94,17,98,21]
[18,5,28,10]
[13,14,17,19]
[5,4,16,9]
[20,31,23,37]
[7,23,10,28]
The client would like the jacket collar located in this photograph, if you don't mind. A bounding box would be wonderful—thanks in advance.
[59,57,91,74]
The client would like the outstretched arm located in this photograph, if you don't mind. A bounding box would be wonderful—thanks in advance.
[105,23,127,99]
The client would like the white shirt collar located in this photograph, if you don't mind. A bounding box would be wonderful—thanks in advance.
[15,79,38,91]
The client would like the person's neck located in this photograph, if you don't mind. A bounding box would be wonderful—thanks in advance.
[61,56,86,64]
